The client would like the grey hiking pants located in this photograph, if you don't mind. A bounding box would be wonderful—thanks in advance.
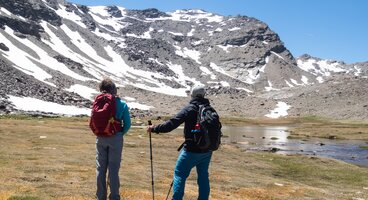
[96,134,124,200]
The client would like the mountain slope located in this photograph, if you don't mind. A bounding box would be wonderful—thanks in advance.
[0,0,367,119]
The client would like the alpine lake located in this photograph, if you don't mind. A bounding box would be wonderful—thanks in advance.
[170,120,368,167]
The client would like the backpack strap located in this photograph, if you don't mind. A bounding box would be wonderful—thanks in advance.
[196,105,203,124]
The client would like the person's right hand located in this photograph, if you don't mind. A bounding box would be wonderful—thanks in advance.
[147,125,154,133]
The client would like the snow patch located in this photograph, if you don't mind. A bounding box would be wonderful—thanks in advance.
[265,81,280,91]
[127,102,154,111]
[192,40,203,46]
[217,45,232,53]
[265,102,291,118]
[127,27,153,39]
[1,26,92,85]
[168,31,184,36]
[123,97,136,101]
[0,7,12,16]
[353,65,362,76]
[285,80,294,87]
[290,79,303,86]
[229,27,241,31]
[89,6,127,32]
[215,28,223,32]
[316,76,324,83]
[297,58,345,76]
[167,10,223,23]
[55,4,86,28]
[200,66,216,80]
[220,81,230,87]
[301,76,309,85]
[236,88,253,93]
[259,56,269,73]
[8,95,91,116]
[271,51,285,60]
[66,84,98,100]
[174,46,202,64]
[187,28,195,36]
[166,62,201,87]
[89,6,126,17]
[217,44,247,53]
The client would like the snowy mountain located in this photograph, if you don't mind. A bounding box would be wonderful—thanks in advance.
[0,0,367,119]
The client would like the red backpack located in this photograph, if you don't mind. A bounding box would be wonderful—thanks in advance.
[89,93,122,137]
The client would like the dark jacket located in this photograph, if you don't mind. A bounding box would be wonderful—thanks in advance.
[151,97,210,152]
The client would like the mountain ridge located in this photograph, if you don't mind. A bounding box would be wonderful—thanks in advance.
[0,0,367,119]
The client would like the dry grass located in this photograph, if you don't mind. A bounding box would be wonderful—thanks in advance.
[0,117,367,200]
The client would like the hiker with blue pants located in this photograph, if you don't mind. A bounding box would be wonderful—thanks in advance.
[94,79,131,200]
[147,86,213,200]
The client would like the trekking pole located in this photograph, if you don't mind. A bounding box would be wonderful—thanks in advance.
[165,181,173,200]
[148,120,155,200]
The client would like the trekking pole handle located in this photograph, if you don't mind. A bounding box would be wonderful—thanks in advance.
[148,120,152,126]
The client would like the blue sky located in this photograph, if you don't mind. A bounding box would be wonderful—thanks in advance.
[68,0,367,64]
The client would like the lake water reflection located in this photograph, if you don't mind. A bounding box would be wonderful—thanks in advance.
[222,125,368,167]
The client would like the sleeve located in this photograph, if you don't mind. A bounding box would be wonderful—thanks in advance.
[116,99,131,136]
[120,103,131,135]
[152,105,189,133]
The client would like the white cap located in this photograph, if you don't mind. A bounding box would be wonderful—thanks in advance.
[191,86,205,98]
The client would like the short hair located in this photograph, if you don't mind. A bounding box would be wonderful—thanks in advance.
[191,85,205,98]
[99,78,117,94]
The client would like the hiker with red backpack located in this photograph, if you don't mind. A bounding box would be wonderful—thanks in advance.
[90,78,131,200]
[147,86,222,200]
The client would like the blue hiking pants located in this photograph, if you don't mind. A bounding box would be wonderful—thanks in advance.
[172,149,213,200]
[96,134,124,200]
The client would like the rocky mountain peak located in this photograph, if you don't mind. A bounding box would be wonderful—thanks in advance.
[130,8,169,19]
[0,0,367,119]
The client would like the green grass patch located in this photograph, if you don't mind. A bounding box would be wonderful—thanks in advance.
[287,135,305,139]
[0,114,42,120]
[258,153,368,187]
[359,145,368,150]
[300,115,330,123]
[8,196,40,200]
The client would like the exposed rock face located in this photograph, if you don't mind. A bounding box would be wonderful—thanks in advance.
[0,16,44,39]
[0,0,62,26]
[0,0,367,119]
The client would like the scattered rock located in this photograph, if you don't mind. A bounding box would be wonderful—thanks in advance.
[265,147,280,153]
[274,182,284,186]
[0,43,9,51]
